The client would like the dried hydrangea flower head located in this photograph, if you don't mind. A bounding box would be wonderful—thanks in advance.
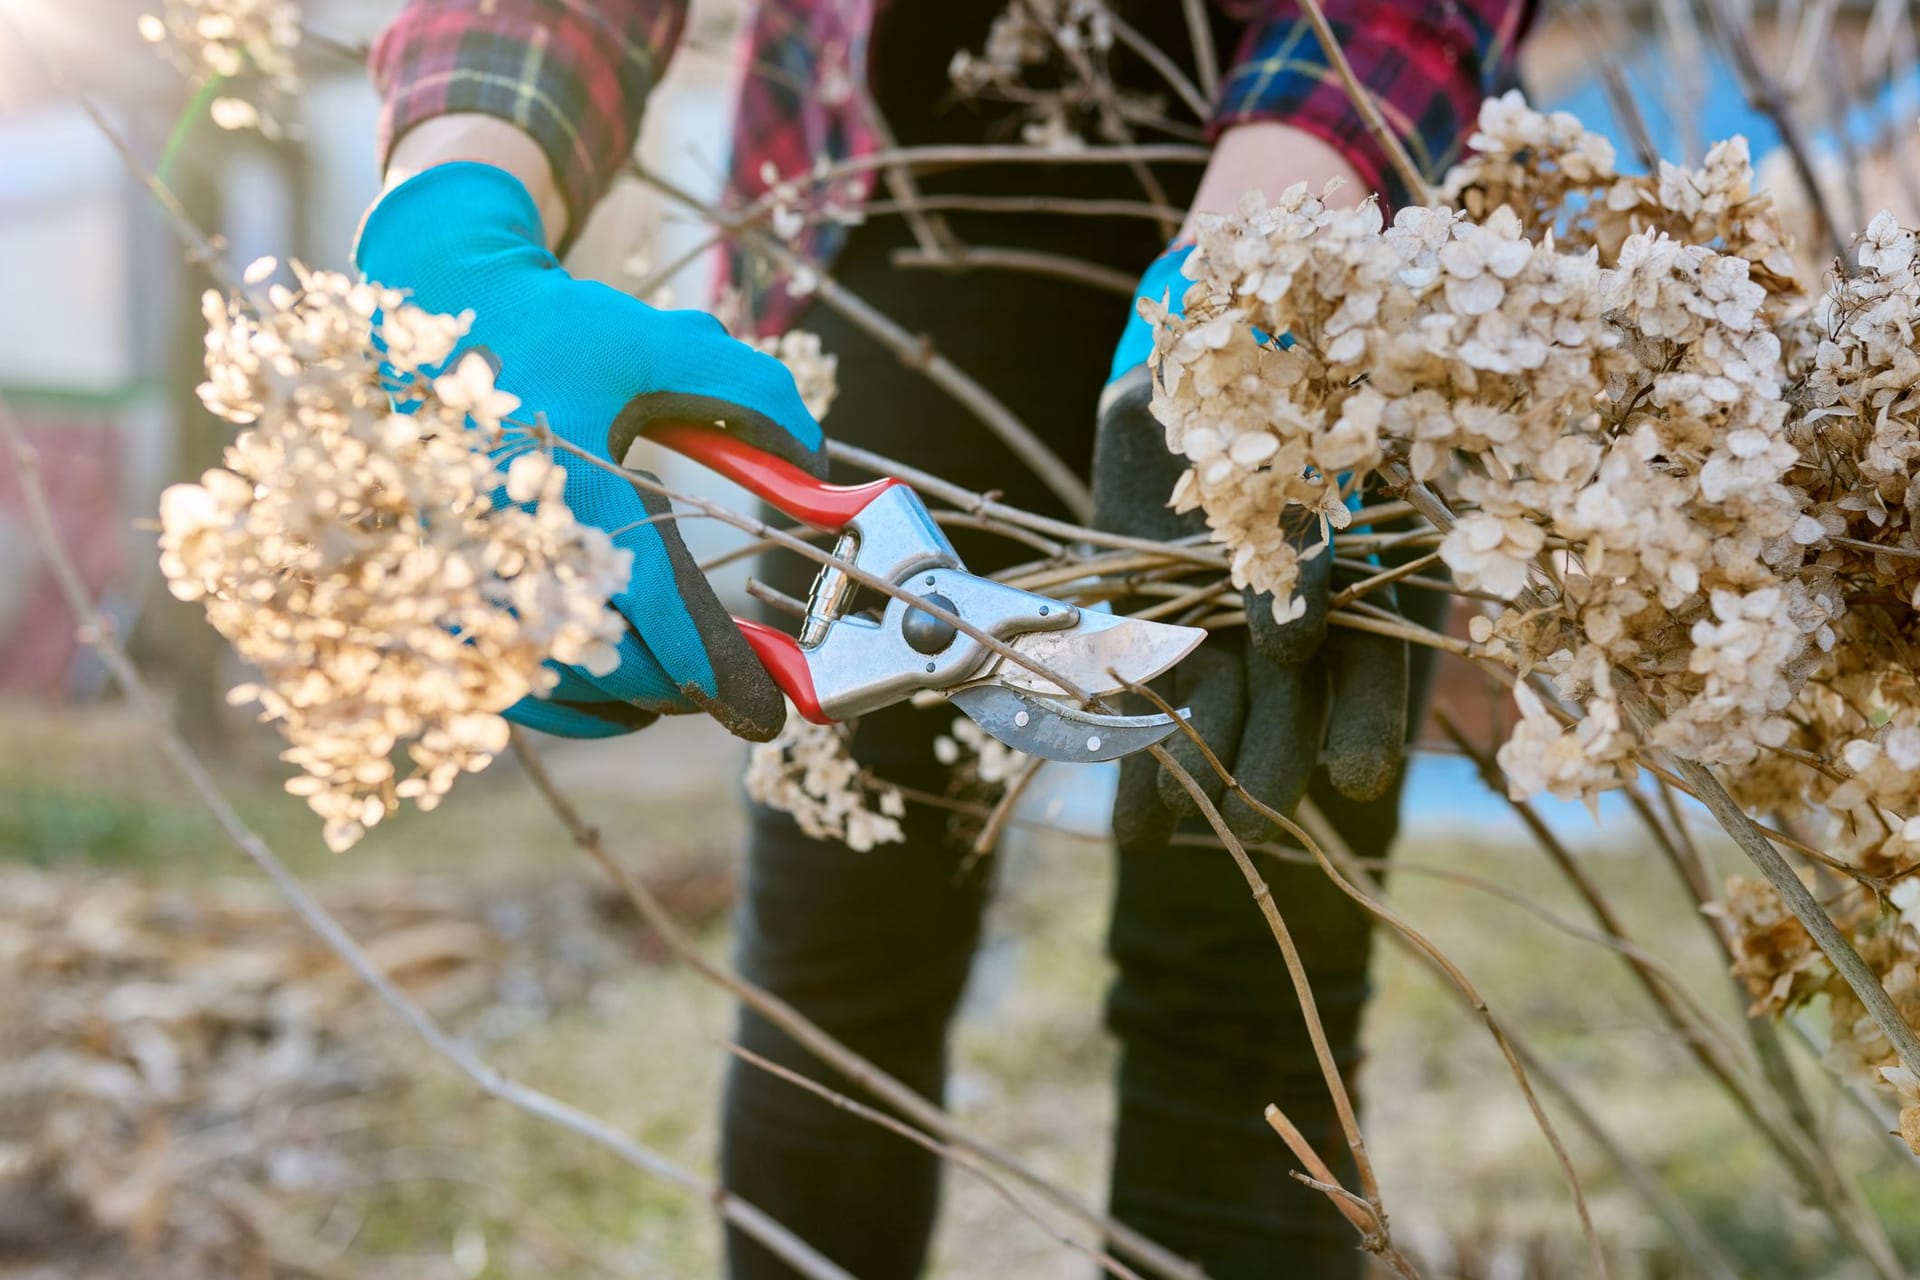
[1149,94,1815,798]
[138,0,301,136]
[161,261,629,851]
[948,0,1164,150]
[754,330,839,421]
[746,707,906,851]
[1147,90,1920,1123]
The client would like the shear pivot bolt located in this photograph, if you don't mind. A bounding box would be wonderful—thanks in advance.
[903,593,959,655]
[1086,735,1102,753]
[1013,710,1030,728]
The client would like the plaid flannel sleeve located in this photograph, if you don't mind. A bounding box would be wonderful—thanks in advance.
[1212,0,1535,207]
[370,0,687,236]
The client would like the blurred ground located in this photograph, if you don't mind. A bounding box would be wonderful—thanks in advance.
[2,697,1918,1279]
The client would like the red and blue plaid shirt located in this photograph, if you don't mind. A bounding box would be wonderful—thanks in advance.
[372,0,1531,334]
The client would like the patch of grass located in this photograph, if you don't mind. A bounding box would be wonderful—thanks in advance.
[9,700,1919,1277]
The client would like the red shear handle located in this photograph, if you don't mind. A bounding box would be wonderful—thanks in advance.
[734,617,832,724]
[647,421,901,531]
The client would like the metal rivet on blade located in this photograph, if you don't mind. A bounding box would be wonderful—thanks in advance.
[1086,735,1102,752]
[1014,710,1029,727]
[925,575,936,585]
[1039,605,1049,615]
[926,662,936,673]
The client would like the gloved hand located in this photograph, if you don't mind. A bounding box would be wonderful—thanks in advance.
[354,161,825,742]
[1095,243,1410,849]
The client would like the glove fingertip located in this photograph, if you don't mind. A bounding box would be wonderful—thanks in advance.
[1249,552,1331,665]
[1324,734,1404,803]
[684,675,788,742]
[1323,608,1408,801]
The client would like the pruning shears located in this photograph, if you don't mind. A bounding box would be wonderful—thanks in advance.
[646,422,1203,763]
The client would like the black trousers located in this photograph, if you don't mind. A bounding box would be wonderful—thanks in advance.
[720,204,1431,1278]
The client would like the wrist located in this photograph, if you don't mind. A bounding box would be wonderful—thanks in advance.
[382,115,571,249]
[1182,122,1369,240]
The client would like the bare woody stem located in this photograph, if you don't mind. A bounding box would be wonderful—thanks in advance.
[1439,713,1906,1280]
[1287,0,1434,203]
[509,731,1208,1280]
[1141,740,1407,1266]
[721,1042,1150,1280]
[1672,745,1920,1078]
[1287,801,1612,1279]
[1122,667,1608,1277]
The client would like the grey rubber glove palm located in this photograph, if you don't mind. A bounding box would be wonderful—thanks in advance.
[1093,363,1410,850]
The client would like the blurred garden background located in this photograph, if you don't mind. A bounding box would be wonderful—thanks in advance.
[4,0,1920,1276]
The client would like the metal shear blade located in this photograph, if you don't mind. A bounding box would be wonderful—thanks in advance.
[949,683,1191,763]
[995,608,1204,699]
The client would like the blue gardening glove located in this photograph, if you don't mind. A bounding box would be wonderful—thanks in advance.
[354,161,825,742]
[1094,244,1410,849]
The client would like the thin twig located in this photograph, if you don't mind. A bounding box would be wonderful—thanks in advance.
[827,439,1224,566]
[1108,12,1213,119]
[1179,0,1221,99]
[972,755,1045,859]
[509,734,1206,1280]
[865,192,1187,223]
[1290,801,1611,1279]
[721,1042,1149,1280]
[746,578,808,618]
[1116,691,1391,1237]
[891,244,1138,295]
[1260,1105,1392,1254]
[1328,550,1443,608]
[1287,0,1433,202]
[1127,665,1608,1277]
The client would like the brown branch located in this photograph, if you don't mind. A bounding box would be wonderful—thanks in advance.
[1288,801,1610,1279]
[1114,683,1393,1243]
[1441,716,1906,1279]
[891,244,1139,295]
[971,755,1045,859]
[721,1042,1149,1280]
[865,192,1187,223]
[1125,667,1607,1276]
[1287,0,1433,203]
[1327,550,1444,609]
[509,734,1206,1280]
[1179,0,1222,100]
[1107,13,1212,119]
[826,439,1224,567]
[1260,1105,1403,1272]
[1141,742,1407,1264]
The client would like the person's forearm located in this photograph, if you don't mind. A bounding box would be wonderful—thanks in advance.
[383,115,571,249]
[1181,122,1368,240]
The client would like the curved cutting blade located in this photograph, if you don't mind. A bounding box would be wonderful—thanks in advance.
[995,612,1204,699]
[947,683,1189,763]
